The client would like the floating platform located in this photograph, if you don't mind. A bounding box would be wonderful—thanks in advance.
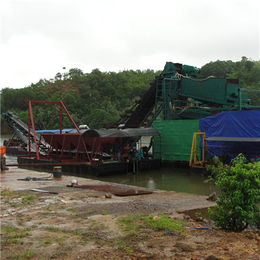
[15,157,161,177]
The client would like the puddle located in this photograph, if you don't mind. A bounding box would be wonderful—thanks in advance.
[180,207,213,220]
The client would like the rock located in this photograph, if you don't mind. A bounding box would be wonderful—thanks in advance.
[169,212,191,221]
[105,193,112,198]
[206,192,217,201]
[207,254,219,260]
[195,216,203,222]
[175,241,194,252]
[182,214,191,221]
[186,235,205,244]
[202,218,209,224]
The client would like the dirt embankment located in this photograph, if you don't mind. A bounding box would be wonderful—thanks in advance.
[1,168,259,260]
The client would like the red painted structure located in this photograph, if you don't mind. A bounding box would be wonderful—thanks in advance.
[20,101,116,164]
[14,100,161,176]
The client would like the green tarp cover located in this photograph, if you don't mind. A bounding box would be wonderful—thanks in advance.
[153,120,199,162]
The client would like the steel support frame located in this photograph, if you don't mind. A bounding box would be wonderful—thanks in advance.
[25,100,81,160]
[189,131,207,168]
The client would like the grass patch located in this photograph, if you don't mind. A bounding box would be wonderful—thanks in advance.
[1,189,36,206]
[2,224,18,233]
[44,225,61,232]
[43,224,105,244]
[117,214,187,235]
[49,248,70,259]
[39,235,53,246]
[66,206,77,211]
[0,187,19,197]
[44,225,92,241]
[114,238,134,253]
[21,193,36,205]
[85,209,95,214]
[12,249,35,259]
[39,234,67,247]
[102,210,108,215]
[1,224,31,246]
[44,202,53,210]
[10,202,19,207]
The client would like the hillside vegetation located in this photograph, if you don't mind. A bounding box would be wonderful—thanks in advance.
[1,57,260,132]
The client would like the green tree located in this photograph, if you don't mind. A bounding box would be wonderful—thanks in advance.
[85,108,116,129]
[55,72,62,81]
[206,154,260,231]
[1,67,159,132]
[17,111,28,123]
[63,93,77,112]
[1,88,29,111]
[68,68,84,79]
[200,60,235,78]
[227,57,258,87]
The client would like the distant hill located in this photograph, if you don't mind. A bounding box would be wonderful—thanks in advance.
[1,57,259,133]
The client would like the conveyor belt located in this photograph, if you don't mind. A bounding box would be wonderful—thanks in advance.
[106,76,160,129]
[1,112,46,152]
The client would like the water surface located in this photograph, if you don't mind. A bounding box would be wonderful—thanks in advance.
[93,167,215,196]
[3,154,215,196]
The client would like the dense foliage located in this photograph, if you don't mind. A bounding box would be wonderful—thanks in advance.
[1,68,159,130]
[200,56,260,106]
[206,154,260,231]
[1,57,260,132]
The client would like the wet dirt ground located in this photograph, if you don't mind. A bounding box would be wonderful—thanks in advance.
[1,167,260,260]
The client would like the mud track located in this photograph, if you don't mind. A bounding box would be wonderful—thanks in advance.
[1,168,259,259]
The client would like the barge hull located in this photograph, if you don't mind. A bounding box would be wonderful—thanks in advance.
[16,157,161,177]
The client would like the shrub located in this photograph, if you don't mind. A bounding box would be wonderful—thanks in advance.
[207,154,260,231]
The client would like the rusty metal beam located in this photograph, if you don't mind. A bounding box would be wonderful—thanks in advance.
[28,101,40,159]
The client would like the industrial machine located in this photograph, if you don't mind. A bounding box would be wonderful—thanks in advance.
[109,61,258,131]
[107,61,260,163]
[154,62,256,120]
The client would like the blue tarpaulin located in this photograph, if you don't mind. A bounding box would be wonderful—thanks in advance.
[36,129,75,133]
[199,110,260,162]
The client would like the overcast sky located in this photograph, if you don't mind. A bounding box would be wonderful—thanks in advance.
[0,0,259,89]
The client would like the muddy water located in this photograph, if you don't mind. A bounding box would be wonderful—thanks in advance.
[94,167,216,196]
[3,154,216,196]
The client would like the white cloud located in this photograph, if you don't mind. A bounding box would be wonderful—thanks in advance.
[1,32,66,87]
[1,0,259,89]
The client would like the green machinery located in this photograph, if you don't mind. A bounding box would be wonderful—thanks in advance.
[108,61,260,163]
[108,61,258,129]
[152,62,260,162]
[154,62,257,120]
